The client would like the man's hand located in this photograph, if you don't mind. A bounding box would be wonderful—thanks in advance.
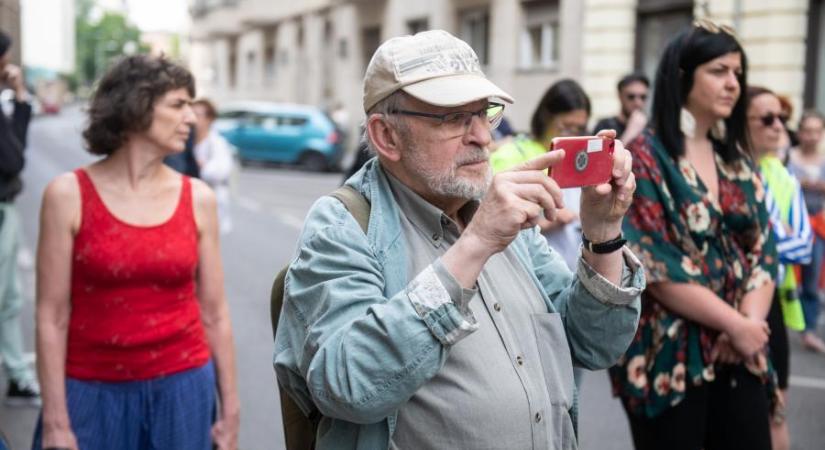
[464,151,566,256]
[3,64,29,100]
[579,129,636,243]
[621,109,648,143]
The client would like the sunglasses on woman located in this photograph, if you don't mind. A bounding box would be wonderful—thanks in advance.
[751,113,788,128]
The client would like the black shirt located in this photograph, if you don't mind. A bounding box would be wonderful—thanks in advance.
[0,100,31,202]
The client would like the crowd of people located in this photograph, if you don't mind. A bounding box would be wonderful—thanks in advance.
[0,16,824,450]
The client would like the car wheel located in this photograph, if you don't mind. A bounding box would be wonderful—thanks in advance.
[298,151,328,172]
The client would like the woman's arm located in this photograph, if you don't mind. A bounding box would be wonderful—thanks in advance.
[192,179,239,450]
[35,174,81,450]
[647,282,770,358]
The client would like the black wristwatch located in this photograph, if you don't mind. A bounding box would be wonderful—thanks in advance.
[582,232,626,254]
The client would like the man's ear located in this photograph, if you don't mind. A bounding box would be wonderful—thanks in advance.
[367,114,402,162]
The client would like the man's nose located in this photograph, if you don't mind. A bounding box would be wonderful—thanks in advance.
[463,114,491,147]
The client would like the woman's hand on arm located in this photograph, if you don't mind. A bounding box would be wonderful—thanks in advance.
[647,282,769,358]
[36,174,81,450]
[192,179,239,450]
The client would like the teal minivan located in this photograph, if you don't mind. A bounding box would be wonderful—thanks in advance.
[215,102,343,172]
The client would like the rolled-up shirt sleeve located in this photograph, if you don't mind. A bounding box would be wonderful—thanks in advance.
[576,246,645,306]
[407,260,479,346]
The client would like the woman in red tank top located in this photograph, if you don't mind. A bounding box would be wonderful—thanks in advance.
[33,55,238,450]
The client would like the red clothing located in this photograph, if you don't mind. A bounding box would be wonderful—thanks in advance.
[66,169,210,381]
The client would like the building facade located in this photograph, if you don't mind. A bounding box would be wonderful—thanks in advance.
[0,0,21,65]
[189,0,825,151]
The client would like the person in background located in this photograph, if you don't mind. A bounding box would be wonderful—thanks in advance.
[193,98,235,234]
[788,109,825,353]
[776,95,799,161]
[610,20,778,450]
[33,55,238,450]
[0,29,41,407]
[164,128,200,178]
[490,79,591,270]
[592,73,650,144]
[746,85,813,450]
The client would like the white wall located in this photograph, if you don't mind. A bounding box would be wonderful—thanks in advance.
[21,0,75,73]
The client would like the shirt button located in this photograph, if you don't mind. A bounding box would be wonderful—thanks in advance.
[432,233,440,241]
[516,355,524,366]
[493,303,501,312]
[535,412,542,423]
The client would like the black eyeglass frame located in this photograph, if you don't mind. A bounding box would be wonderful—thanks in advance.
[750,112,788,128]
[387,102,506,131]
[624,93,648,101]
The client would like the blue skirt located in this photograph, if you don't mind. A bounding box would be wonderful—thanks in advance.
[32,361,216,450]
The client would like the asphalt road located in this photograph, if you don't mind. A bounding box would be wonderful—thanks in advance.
[2,105,824,449]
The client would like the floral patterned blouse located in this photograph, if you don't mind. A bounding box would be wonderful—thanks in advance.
[609,131,778,418]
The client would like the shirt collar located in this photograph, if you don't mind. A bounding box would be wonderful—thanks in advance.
[384,170,479,245]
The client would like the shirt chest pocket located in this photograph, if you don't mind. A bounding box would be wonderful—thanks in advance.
[531,312,574,408]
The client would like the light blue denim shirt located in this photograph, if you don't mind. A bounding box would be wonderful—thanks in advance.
[274,159,644,449]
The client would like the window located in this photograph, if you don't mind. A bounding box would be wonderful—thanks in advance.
[459,9,490,65]
[361,26,381,73]
[407,18,429,35]
[246,51,256,86]
[634,0,693,82]
[227,37,238,88]
[283,116,308,126]
[263,26,277,85]
[519,1,559,69]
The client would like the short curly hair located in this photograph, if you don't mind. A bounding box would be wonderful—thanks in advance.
[83,54,195,155]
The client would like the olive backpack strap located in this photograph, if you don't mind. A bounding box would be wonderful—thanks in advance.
[270,184,370,450]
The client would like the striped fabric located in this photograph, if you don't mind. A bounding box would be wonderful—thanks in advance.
[31,361,215,450]
[765,182,813,265]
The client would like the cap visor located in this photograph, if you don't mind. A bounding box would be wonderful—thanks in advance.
[402,74,514,107]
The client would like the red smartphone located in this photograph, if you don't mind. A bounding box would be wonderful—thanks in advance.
[549,136,615,188]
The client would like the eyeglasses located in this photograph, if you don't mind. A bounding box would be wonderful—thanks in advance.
[750,113,788,128]
[693,18,737,36]
[624,93,647,101]
[388,102,506,138]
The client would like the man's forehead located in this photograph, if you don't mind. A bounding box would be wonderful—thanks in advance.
[622,81,648,92]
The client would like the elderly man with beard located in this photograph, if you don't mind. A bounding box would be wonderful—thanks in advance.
[274,30,645,450]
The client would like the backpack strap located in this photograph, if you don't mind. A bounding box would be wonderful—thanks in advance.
[271,185,371,449]
[328,184,370,233]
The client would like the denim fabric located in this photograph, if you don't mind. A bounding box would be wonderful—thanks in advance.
[274,159,644,449]
[800,235,825,331]
[32,361,215,450]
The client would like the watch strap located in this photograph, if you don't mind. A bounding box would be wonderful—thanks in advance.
[582,233,626,254]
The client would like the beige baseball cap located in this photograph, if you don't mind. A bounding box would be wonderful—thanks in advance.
[362,30,514,113]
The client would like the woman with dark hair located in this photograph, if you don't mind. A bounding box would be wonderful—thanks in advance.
[490,78,593,269]
[746,85,812,450]
[609,21,778,450]
[33,55,239,450]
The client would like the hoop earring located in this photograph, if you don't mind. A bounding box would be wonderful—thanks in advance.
[680,108,696,139]
[711,120,727,141]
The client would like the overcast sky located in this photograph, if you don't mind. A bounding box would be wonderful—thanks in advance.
[112,0,191,33]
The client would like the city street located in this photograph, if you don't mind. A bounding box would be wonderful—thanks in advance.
[2,105,825,449]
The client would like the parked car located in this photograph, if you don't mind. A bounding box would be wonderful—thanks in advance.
[214,101,343,172]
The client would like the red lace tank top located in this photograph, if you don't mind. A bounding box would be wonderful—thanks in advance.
[67,169,210,381]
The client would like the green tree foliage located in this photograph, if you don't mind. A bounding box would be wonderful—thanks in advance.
[75,0,148,86]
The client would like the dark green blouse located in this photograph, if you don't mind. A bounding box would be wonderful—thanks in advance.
[609,131,778,418]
